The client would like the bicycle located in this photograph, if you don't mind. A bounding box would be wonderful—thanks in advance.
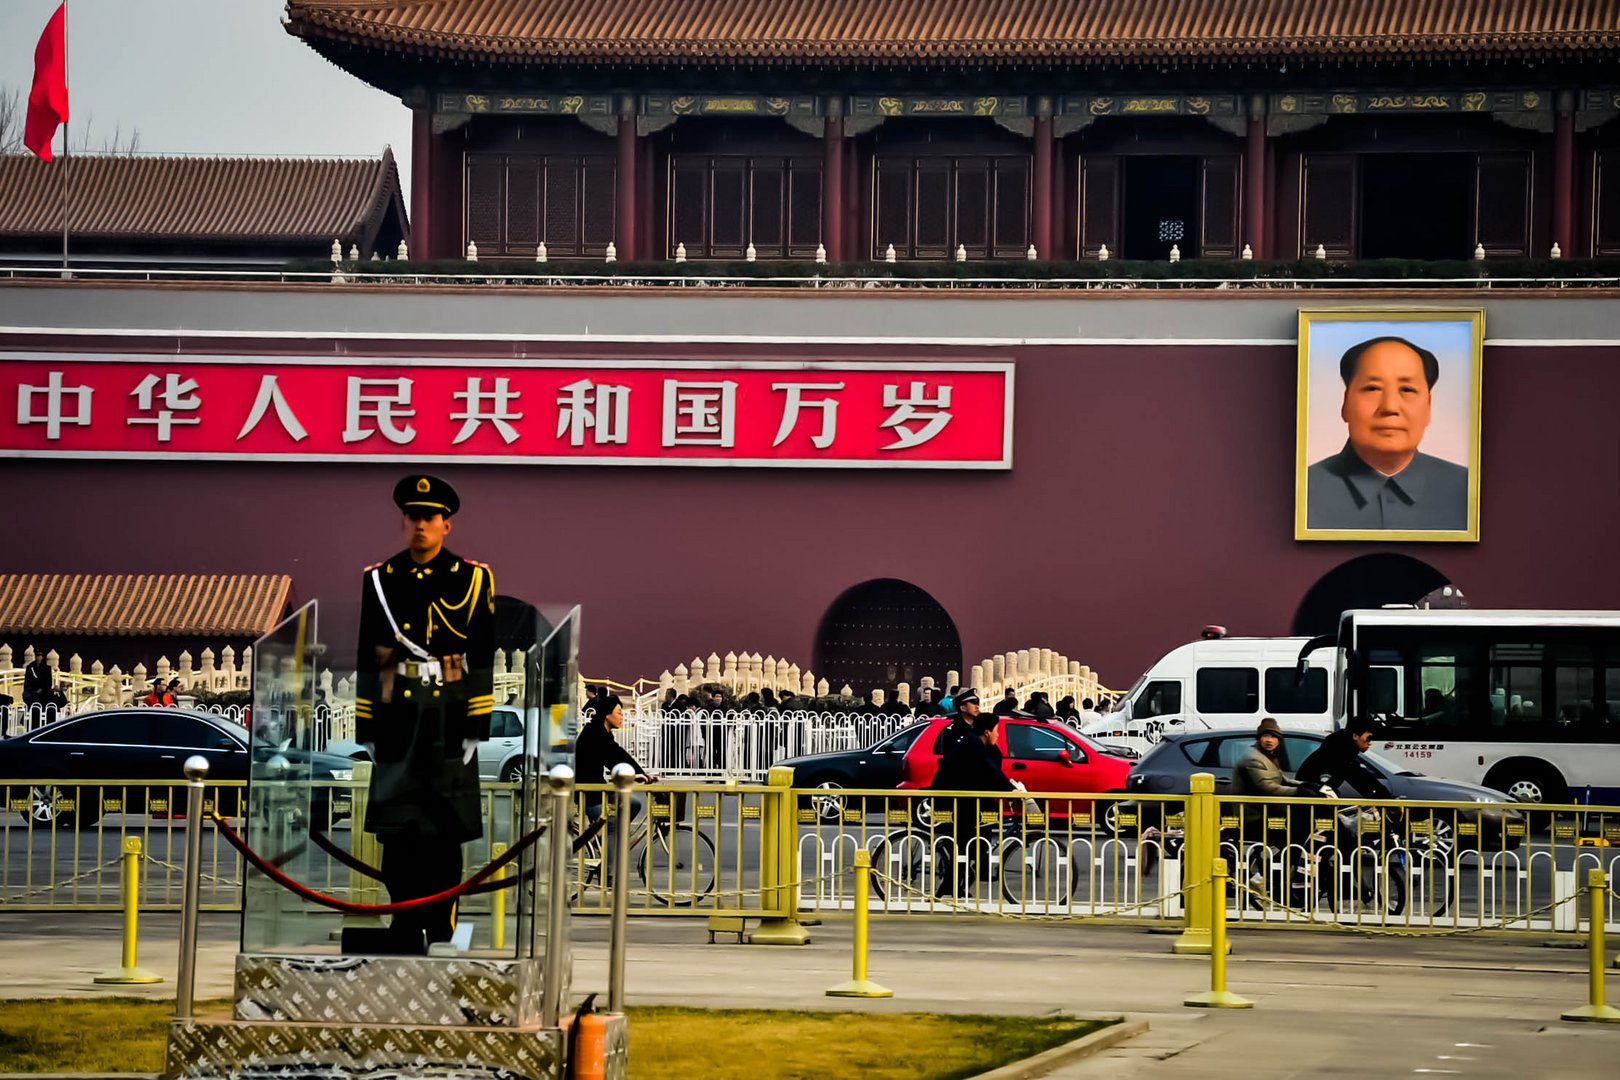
[569,791,718,907]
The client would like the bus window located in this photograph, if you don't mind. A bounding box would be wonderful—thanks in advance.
[1365,667,1401,716]
[1415,647,1470,731]
[1488,642,1596,739]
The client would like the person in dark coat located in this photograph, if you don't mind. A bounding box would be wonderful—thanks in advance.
[354,474,495,950]
[22,649,53,709]
[574,694,650,831]
[935,689,982,762]
[930,704,1018,897]
[993,688,1018,716]
[1294,716,1391,800]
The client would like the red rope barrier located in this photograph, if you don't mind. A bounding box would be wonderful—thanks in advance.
[208,812,546,915]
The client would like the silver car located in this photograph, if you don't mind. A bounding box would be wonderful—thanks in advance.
[327,706,527,782]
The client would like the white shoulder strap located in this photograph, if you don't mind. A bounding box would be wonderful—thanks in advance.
[370,567,435,661]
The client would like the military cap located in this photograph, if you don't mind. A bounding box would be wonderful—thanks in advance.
[393,474,459,516]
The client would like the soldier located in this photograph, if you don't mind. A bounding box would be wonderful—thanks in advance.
[354,475,495,951]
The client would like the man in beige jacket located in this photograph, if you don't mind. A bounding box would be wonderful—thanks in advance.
[1232,717,1315,896]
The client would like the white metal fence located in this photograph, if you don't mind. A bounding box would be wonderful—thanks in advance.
[619,709,918,781]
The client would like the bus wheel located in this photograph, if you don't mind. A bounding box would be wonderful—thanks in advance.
[1484,761,1567,807]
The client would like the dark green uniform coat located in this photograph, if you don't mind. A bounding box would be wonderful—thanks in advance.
[354,547,495,844]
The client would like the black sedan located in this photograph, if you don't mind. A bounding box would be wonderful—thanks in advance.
[0,708,356,828]
[1123,728,1523,851]
[777,722,929,821]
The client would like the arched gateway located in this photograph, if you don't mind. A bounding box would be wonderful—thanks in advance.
[814,579,962,698]
[1292,554,1457,637]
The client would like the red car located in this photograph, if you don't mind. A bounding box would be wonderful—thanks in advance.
[897,714,1134,820]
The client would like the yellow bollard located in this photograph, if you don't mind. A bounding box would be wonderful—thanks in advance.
[749,767,810,945]
[1173,773,1226,955]
[94,837,162,985]
[1184,857,1251,1009]
[827,849,892,998]
[491,841,508,951]
[1562,867,1620,1022]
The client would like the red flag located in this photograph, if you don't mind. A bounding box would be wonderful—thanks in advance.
[25,4,69,162]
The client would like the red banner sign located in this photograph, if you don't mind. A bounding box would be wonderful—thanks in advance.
[0,354,1013,468]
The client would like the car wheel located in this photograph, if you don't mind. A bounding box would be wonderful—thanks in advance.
[25,784,96,829]
[501,759,524,784]
[808,779,846,823]
[911,796,935,830]
[1417,815,1457,859]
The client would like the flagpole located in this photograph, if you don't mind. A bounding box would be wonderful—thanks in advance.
[59,0,70,274]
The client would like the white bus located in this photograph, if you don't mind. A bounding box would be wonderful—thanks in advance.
[1318,608,1620,805]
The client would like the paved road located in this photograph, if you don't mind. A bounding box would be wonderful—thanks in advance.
[1,912,1617,1078]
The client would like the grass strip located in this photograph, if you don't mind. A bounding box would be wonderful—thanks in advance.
[0,997,1106,1078]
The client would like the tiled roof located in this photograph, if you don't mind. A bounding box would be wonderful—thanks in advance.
[285,0,1620,66]
[0,151,402,245]
[0,575,294,637]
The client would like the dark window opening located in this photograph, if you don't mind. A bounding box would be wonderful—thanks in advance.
[1293,554,1453,638]
[1123,155,1199,259]
[1360,153,1472,260]
[1196,668,1260,714]
[1265,667,1329,714]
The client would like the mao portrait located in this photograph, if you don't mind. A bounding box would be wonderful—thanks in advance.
[1295,310,1483,542]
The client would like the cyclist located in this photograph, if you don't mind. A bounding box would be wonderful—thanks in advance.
[930,700,1020,897]
[574,694,651,826]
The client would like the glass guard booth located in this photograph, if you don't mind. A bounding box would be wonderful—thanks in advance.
[243,598,581,962]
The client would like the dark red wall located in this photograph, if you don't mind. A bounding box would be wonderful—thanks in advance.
[5,340,1617,689]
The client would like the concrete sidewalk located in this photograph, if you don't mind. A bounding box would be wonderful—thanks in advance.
[1,912,1618,1078]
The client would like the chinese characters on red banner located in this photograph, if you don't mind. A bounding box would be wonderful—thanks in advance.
[1,355,1013,468]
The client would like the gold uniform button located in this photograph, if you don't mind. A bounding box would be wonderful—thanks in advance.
[404,689,412,699]
[403,623,411,630]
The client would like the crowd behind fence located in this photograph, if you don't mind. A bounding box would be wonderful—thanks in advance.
[3,774,1617,942]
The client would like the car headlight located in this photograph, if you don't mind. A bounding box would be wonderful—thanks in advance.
[331,769,354,782]
[1473,795,1496,803]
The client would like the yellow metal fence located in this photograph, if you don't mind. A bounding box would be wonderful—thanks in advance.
[3,773,1618,939]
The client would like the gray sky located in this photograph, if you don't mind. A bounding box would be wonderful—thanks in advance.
[2,0,410,185]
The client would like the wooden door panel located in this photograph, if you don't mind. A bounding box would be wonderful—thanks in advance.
[1300,153,1356,258]
[1200,155,1242,258]
[1079,155,1120,257]
[1475,152,1532,256]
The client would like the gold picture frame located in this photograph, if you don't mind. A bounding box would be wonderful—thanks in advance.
[1295,308,1483,542]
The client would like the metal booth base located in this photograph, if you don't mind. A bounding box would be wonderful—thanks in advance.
[164,953,625,1080]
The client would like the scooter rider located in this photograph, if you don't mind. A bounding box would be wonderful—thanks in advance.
[1294,714,1392,800]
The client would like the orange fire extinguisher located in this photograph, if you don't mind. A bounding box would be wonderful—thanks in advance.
[567,993,609,1080]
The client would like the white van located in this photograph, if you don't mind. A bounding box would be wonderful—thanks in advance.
[1082,633,1336,755]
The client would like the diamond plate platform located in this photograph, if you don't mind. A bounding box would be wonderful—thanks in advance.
[233,954,545,1028]
[166,1014,576,1080]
